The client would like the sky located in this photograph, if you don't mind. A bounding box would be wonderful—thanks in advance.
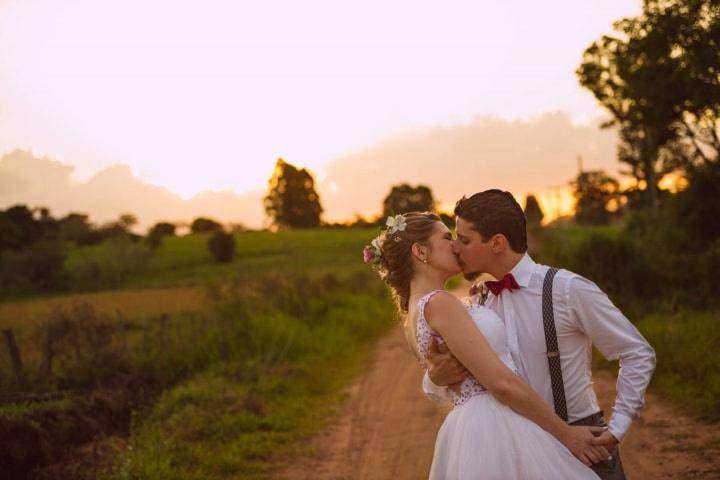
[0,0,643,228]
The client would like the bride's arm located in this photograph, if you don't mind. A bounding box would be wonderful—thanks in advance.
[425,292,609,467]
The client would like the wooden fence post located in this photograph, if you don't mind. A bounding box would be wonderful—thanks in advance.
[41,325,55,379]
[3,328,24,380]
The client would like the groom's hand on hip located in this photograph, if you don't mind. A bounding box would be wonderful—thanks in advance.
[561,426,612,467]
[426,336,469,387]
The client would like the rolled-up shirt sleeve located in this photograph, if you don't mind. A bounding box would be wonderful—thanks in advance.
[567,276,656,441]
[422,370,453,404]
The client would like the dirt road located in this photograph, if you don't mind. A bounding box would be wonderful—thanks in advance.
[278,324,720,480]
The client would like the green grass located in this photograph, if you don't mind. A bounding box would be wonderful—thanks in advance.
[105,284,395,480]
[636,309,720,422]
[591,308,720,421]
[536,223,718,423]
[0,227,396,479]
[63,228,379,291]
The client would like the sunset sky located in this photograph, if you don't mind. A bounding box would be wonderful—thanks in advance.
[0,0,643,228]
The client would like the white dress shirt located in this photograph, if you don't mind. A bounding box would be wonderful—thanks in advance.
[423,253,656,440]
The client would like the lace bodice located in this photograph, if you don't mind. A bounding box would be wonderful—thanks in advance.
[415,290,519,407]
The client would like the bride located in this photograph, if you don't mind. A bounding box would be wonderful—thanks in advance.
[364,212,602,479]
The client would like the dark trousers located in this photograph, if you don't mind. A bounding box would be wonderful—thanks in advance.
[570,411,626,480]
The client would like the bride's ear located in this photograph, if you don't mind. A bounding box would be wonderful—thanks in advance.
[411,242,426,263]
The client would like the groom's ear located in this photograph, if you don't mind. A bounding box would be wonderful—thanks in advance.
[489,234,508,253]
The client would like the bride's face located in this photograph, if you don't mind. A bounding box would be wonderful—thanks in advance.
[424,221,462,276]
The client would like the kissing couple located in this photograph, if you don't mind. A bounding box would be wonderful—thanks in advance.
[363,189,656,479]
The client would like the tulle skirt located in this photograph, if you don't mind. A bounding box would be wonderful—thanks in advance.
[430,393,600,480]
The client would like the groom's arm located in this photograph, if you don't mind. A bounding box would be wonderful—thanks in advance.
[568,276,656,442]
[421,336,467,404]
[422,370,453,404]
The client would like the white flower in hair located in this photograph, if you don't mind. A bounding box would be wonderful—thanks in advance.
[385,214,407,234]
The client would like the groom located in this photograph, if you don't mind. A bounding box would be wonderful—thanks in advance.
[423,190,656,480]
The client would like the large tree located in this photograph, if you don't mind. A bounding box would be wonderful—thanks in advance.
[577,0,720,208]
[523,194,544,228]
[264,158,323,228]
[382,184,435,218]
[571,170,622,225]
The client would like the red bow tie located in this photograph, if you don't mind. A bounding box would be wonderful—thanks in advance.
[485,273,520,296]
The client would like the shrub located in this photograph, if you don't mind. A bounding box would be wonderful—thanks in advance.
[0,240,68,294]
[572,234,660,311]
[207,231,235,263]
[69,237,151,290]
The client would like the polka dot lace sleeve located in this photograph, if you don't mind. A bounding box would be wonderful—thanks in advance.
[415,290,488,407]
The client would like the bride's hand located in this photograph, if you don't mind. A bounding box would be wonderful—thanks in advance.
[560,425,612,467]
[448,380,464,395]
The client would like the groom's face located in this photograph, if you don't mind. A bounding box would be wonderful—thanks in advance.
[453,216,493,281]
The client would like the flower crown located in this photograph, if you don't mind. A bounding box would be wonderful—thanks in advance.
[362,214,407,267]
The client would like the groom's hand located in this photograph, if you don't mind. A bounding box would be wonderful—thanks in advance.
[561,426,612,467]
[426,336,469,387]
[591,431,619,449]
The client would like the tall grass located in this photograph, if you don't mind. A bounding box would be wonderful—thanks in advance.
[1,227,395,479]
[105,273,395,480]
[538,224,719,422]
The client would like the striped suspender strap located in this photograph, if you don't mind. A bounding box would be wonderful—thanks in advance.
[542,267,569,422]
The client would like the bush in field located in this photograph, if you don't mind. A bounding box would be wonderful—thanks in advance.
[0,239,68,293]
[207,231,235,263]
[572,234,660,310]
[36,302,127,388]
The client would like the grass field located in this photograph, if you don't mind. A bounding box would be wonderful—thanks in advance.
[2,224,717,479]
[1,226,398,479]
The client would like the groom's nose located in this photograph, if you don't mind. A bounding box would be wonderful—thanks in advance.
[451,240,461,254]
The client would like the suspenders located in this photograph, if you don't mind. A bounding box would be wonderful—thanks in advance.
[542,267,569,422]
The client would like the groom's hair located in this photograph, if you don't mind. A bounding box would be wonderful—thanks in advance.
[454,189,527,253]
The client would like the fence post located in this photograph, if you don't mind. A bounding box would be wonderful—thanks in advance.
[3,328,24,380]
[41,325,55,378]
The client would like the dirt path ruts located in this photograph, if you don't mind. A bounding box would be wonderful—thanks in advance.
[278,327,720,480]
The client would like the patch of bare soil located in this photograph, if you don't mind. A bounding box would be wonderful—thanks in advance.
[278,325,720,479]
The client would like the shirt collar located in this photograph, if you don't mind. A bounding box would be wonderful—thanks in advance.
[509,253,536,288]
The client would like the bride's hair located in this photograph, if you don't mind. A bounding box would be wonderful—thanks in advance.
[374,212,441,313]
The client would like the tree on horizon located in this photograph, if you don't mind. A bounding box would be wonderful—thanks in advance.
[264,158,323,229]
[382,184,435,218]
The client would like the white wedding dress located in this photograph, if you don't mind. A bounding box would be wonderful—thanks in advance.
[416,290,599,480]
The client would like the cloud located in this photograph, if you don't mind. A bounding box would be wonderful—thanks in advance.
[318,112,618,219]
[0,149,265,230]
[0,112,621,228]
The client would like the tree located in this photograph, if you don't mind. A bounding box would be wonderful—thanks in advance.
[523,195,544,228]
[191,217,223,234]
[117,213,138,231]
[146,222,176,250]
[571,170,622,225]
[58,213,93,244]
[382,184,434,218]
[264,158,323,228]
[576,0,720,208]
[207,231,235,263]
[0,205,45,251]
